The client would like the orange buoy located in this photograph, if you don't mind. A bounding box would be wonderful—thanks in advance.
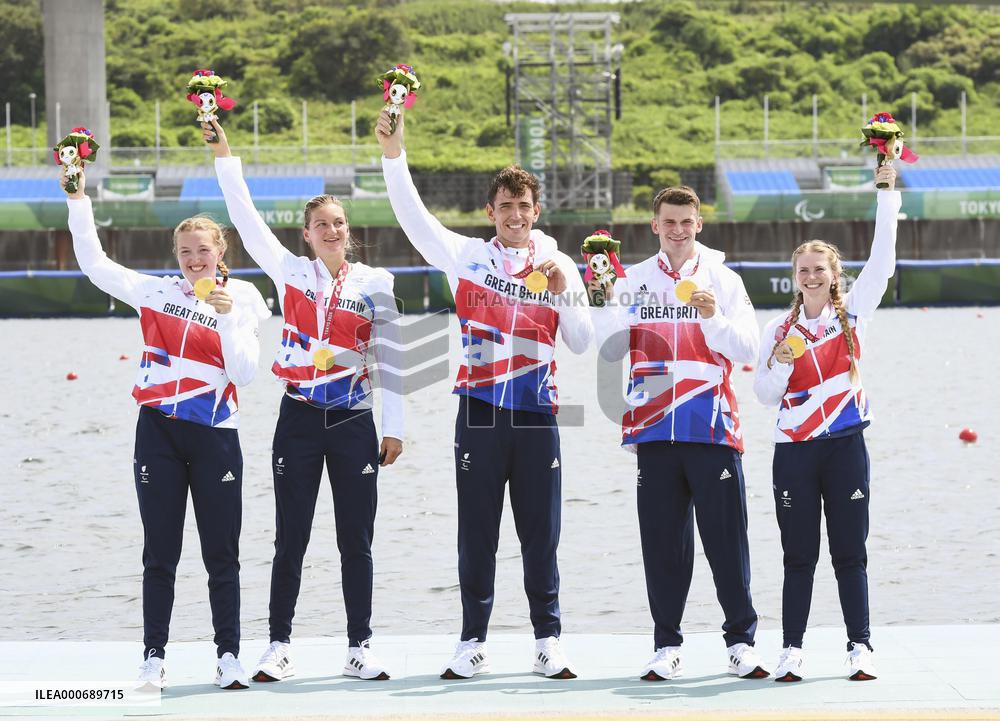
[742,364,753,372]
[959,428,978,443]
[119,354,129,360]
[66,372,78,381]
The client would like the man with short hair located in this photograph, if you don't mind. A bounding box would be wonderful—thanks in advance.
[376,110,592,680]
[590,185,768,681]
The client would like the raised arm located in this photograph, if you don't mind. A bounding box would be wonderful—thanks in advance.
[848,166,901,319]
[376,111,472,275]
[64,171,146,308]
[206,120,292,287]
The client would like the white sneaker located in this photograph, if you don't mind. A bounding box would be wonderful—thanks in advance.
[135,653,166,691]
[343,639,390,680]
[774,646,803,682]
[847,642,877,680]
[440,638,490,679]
[727,642,770,679]
[214,652,249,690]
[532,636,577,679]
[640,646,683,681]
[253,641,295,682]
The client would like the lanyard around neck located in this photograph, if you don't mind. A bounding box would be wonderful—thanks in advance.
[492,238,535,279]
[657,253,699,281]
[314,260,350,345]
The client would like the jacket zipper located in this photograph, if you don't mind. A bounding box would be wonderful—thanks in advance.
[171,310,195,418]
[669,315,678,441]
[499,300,519,410]
[808,344,827,430]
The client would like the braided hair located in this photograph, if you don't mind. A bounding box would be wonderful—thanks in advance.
[829,276,860,384]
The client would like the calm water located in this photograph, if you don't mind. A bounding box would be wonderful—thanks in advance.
[2,308,998,649]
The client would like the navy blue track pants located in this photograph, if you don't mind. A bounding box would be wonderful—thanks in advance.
[268,395,379,647]
[454,396,562,642]
[636,441,758,649]
[133,405,243,660]
[773,430,871,650]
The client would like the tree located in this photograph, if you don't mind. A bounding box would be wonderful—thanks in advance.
[0,1,44,119]
[283,9,410,102]
[177,0,252,21]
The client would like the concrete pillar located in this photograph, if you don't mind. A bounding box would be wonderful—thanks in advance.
[42,0,110,178]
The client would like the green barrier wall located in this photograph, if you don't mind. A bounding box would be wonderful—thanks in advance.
[725,189,1000,222]
[0,274,110,315]
[897,261,1000,304]
[392,273,426,315]
[0,198,397,231]
[739,262,896,308]
[727,192,925,222]
[427,271,455,311]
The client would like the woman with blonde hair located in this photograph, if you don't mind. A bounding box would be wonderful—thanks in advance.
[204,119,403,682]
[63,170,270,691]
[753,164,900,683]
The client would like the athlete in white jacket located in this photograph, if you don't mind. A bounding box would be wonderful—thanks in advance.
[753,165,900,683]
[590,185,767,681]
[65,170,269,692]
[207,119,401,682]
[377,109,592,680]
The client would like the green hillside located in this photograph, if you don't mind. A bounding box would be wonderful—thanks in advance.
[3,0,1000,184]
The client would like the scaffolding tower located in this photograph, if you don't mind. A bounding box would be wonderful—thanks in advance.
[505,13,620,211]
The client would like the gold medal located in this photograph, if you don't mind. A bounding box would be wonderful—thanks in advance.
[785,335,806,359]
[193,277,217,300]
[524,270,548,294]
[313,348,336,371]
[674,279,697,303]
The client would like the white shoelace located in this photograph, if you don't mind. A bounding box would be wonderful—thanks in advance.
[139,649,160,675]
[455,639,482,658]
[847,644,871,665]
[260,641,285,665]
[537,637,559,655]
[778,647,801,667]
[652,647,668,663]
[218,653,242,674]
[354,641,377,664]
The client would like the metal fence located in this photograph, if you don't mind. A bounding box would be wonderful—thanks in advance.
[715,136,1000,162]
[2,144,384,169]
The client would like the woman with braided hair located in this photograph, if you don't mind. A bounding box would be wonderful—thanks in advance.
[62,170,271,691]
[753,164,899,683]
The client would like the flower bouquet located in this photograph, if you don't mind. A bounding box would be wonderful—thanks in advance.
[377,63,421,135]
[53,127,100,194]
[581,229,625,307]
[860,112,918,188]
[185,69,236,143]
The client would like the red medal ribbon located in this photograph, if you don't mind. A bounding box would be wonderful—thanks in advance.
[315,260,350,345]
[657,254,699,282]
[774,310,828,344]
[793,322,825,344]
